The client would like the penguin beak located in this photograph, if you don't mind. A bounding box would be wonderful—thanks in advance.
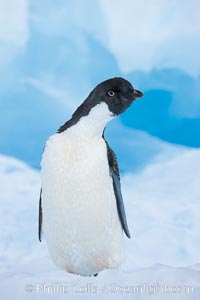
[133,89,143,99]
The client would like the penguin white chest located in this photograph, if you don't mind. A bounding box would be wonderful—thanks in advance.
[41,131,123,276]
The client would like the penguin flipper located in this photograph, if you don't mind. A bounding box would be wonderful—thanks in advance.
[38,189,43,242]
[105,142,131,239]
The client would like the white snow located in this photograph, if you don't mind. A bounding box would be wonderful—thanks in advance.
[122,149,200,268]
[0,149,200,299]
[100,0,200,76]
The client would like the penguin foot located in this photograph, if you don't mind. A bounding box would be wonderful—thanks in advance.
[77,273,98,277]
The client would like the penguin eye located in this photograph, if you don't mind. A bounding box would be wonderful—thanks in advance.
[108,90,115,97]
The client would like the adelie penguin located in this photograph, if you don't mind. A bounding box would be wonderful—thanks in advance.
[39,77,143,276]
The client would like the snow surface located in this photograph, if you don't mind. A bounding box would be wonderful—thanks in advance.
[0,151,200,299]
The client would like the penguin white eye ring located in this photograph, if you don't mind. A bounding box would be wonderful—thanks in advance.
[108,90,115,97]
[39,77,143,277]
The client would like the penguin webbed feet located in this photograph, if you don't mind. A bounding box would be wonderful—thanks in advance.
[78,273,98,277]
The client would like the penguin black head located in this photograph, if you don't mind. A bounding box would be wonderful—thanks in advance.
[92,77,143,116]
[58,77,143,133]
